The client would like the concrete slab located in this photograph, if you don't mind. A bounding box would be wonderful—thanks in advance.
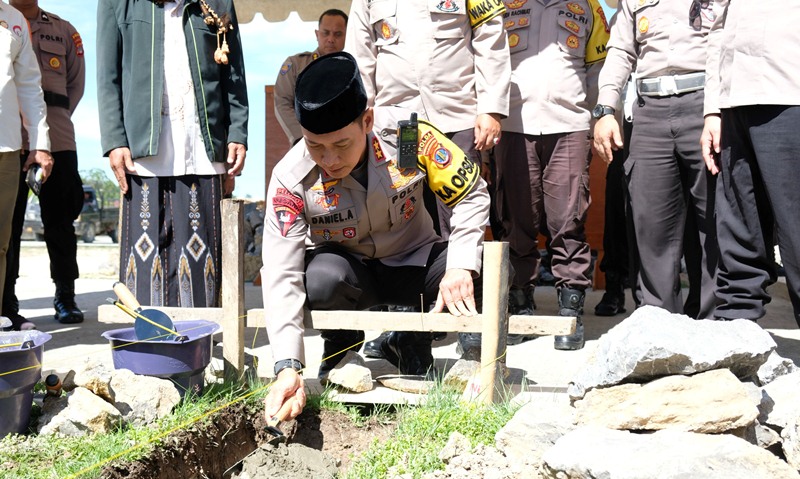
[10,241,800,401]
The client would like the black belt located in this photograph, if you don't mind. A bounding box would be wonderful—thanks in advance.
[43,90,69,109]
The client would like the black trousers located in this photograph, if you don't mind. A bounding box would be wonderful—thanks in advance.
[626,91,718,318]
[4,151,82,307]
[715,105,800,327]
[599,120,632,288]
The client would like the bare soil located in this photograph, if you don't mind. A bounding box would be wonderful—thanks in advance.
[100,402,395,479]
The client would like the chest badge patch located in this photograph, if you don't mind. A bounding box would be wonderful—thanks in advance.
[401,197,417,219]
[380,20,394,40]
[567,3,585,15]
[49,57,61,69]
[566,34,580,49]
[387,160,416,189]
[437,0,460,13]
[638,16,649,34]
[565,20,580,33]
[0,20,8,30]
[505,0,528,8]
[311,179,341,211]
[508,33,520,48]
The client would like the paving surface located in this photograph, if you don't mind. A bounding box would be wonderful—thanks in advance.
[11,240,800,396]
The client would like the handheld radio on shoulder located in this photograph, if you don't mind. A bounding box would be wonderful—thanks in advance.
[396,113,419,169]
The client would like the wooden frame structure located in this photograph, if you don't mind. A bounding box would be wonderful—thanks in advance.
[98,199,576,403]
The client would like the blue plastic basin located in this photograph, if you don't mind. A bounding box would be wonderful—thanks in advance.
[102,320,220,397]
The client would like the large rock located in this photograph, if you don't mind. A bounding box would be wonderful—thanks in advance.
[574,369,758,433]
[757,350,798,386]
[327,350,373,393]
[542,426,800,479]
[568,306,775,399]
[72,358,115,403]
[760,371,800,430]
[39,387,122,436]
[377,374,433,394]
[495,394,575,467]
[110,369,181,425]
[783,415,800,471]
[443,359,480,390]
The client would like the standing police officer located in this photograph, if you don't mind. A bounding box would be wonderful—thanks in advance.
[492,0,609,350]
[346,0,510,358]
[702,2,800,327]
[274,9,348,146]
[593,0,725,319]
[4,0,85,327]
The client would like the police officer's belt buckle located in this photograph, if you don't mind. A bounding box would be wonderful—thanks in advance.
[637,72,705,97]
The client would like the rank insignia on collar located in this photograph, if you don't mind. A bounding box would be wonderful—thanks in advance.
[372,136,386,162]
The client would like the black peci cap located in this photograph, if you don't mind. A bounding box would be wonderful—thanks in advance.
[294,51,368,135]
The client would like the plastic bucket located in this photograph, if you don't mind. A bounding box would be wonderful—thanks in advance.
[0,331,52,437]
[102,320,220,397]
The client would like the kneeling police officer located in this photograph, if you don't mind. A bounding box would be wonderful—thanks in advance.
[262,52,490,419]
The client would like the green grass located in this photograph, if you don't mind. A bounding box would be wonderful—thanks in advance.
[1,378,520,479]
[0,379,269,479]
[344,386,520,479]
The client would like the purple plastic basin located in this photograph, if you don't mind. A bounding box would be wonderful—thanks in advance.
[102,320,220,397]
[0,330,52,437]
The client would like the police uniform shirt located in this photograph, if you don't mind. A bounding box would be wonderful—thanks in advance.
[502,0,609,135]
[261,112,490,364]
[274,50,320,145]
[704,2,800,115]
[597,0,725,108]
[21,9,84,152]
[345,0,511,134]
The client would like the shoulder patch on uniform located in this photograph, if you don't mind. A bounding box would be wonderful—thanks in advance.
[585,0,610,65]
[72,32,84,56]
[273,188,304,237]
[417,120,480,207]
[467,0,506,29]
[280,60,292,75]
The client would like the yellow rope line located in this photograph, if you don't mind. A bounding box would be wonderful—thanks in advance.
[63,380,273,479]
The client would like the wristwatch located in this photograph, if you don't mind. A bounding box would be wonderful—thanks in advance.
[592,104,616,119]
[273,358,304,376]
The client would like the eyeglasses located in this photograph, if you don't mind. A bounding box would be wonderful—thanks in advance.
[689,0,710,30]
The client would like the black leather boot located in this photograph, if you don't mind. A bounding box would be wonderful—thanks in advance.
[363,331,391,358]
[318,329,365,379]
[456,332,482,361]
[379,331,434,376]
[508,286,537,345]
[53,280,84,324]
[594,271,626,316]
[554,287,585,351]
[2,294,35,331]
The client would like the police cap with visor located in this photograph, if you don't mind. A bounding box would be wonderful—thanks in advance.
[294,51,368,135]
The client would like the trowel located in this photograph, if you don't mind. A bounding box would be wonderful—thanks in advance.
[222,396,297,478]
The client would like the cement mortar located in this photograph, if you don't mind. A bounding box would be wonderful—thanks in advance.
[233,442,338,479]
